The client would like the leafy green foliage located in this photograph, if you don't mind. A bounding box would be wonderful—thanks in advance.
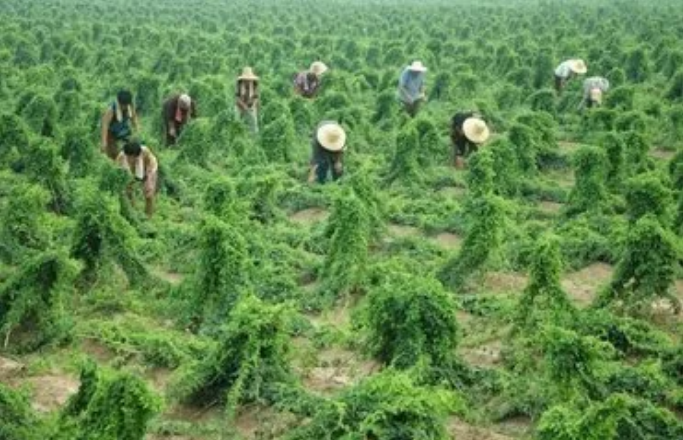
[0,251,77,349]
[598,214,680,314]
[514,235,575,334]
[171,295,293,415]
[361,269,459,369]
[286,370,455,440]
[565,146,609,216]
[0,384,47,440]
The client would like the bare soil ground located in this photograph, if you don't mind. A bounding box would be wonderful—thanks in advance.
[537,200,563,214]
[387,223,421,238]
[430,232,463,250]
[561,262,614,306]
[459,339,503,369]
[303,346,379,395]
[288,208,329,225]
[448,418,516,440]
[19,373,80,413]
[482,272,528,294]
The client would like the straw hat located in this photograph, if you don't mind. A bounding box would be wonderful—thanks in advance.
[568,59,587,75]
[462,118,490,144]
[316,122,346,152]
[408,61,428,72]
[310,61,329,76]
[178,94,192,109]
[589,87,603,104]
[238,66,259,81]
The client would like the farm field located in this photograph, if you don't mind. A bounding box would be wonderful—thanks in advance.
[1,0,682,439]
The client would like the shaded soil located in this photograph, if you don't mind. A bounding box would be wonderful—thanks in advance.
[649,148,677,160]
[303,347,379,395]
[429,232,463,250]
[537,200,563,214]
[387,223,421,238]
[152,268,184,286]
[561,262,614,307]
[459,339,503,369]
[482,272,528,293]
[438,186,467,198]
[0,355,24,380]
[289,208,329,225]
[22,374,80,413]
[448,418,515,440]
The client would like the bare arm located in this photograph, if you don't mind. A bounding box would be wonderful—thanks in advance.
[101,109,113,147]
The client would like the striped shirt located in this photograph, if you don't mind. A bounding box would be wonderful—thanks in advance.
[583,76,610,98]
[554,60,575,79]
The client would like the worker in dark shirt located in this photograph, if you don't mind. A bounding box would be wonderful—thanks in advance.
[308,121,346,184]
[450,111,490,169]
[162,93,196,146]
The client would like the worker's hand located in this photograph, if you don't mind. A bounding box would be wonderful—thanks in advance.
[307,166,317,184]
[333,162,343,174]
[168,126,177,138]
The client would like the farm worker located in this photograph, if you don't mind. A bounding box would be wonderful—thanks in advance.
[398,61,428,117]
[101,90,140,160]
[554,59,587,93]
[235,67,260,133]
[294,61,328,98]
[117,139,159,219]
[162,93,196,146]
[450,112,490,169]
[580,76,610,109]
[308,121,346,184]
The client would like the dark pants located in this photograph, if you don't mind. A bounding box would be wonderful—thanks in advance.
[554,75,565,93]
[315,157,343,183]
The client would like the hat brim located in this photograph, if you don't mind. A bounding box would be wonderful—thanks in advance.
[462,118,490,144]
[569,61,587,74]
[317,123,346,152]
[408,65,428,72]
[238,75,259,81]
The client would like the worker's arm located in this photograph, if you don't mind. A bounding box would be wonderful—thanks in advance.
[101,109,113,149]
[131,107,141,132]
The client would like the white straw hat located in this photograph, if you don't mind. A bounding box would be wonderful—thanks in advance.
[310,61,329,76]
[238,66,259,81]
[316,122,346,152]
[463,118,490,144]
[178,94,192,109]
[408,61,428,72]
[569,59,587,75]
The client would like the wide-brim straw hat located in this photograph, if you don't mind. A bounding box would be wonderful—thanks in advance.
[178,94,192,109]
[408,61,428,72]
[310,61,328,76]
[463,118,490,144]
[569,59,588,74]
[316,122,346,152]
[238,66,259,81]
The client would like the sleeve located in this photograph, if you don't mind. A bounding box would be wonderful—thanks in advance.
[145,149,159,174]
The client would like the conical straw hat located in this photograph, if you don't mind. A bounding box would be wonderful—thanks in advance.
[408,61,428,72]
[310,61,328,76]
[316,122,346,152]
[238,66,259,81]
[569,59,587,74]
[462,118,490,144]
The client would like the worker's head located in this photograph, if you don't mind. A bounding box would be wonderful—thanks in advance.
[178,94,192,110]
[123,139,143,157]
[310,61,328,77]
[589,88,603,106]
[462,117,490,145]
[116,90,133,106]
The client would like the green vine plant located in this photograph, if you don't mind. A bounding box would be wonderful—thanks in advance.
[564,145,610,217]
[186,214,251,331]
[319,188,371,304]
[0,183,52,264]
[596,214,681,315]
[624,171,673,226]
[170,294,294,420]
[0,383,47,440]
[55,363,160,440]
[70,186,150,288]
[285,370,457,440]
[385,121,423,185]
[438,150,506,290]
[0,251,77,350]
[537,393,683,440]
[359,268,460,374]
[513,234,576,335]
